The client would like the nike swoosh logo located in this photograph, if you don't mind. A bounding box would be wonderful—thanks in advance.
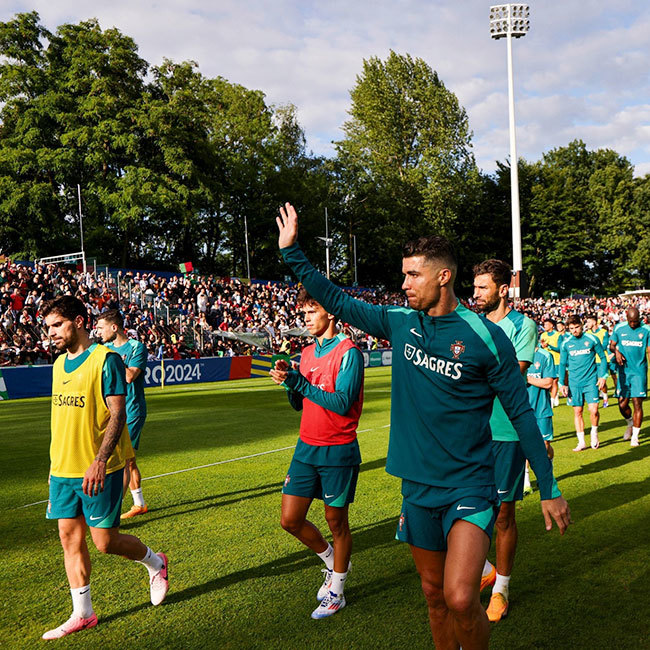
[310,367,319,372]
[324,494,334,498]
[79,588,90,595]
[456,505,476,510]
[410,328,423,338]
[89,515,103,520]
[497,489,509,494]
[63,380,71,385]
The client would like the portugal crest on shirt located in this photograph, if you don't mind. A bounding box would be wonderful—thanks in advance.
[450,341,465,359]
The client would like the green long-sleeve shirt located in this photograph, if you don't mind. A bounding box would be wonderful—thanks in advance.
[281,244,559,500]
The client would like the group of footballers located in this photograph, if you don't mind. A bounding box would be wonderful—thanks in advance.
[40,200,647,649]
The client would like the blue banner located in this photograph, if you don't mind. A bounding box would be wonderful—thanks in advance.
[143,357,232,387]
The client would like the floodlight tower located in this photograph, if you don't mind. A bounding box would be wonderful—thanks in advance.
[489,4,529,296]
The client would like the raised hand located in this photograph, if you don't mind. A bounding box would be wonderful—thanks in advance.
[276,202,299,249]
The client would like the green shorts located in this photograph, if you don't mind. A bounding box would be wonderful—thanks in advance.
[395,494,498,552]
[617,373,647,399]
[492,440,525,502]
[282,457,359,507]
[127,416,146,450]
[537,416,554,441]
[567,382,600,407]
[47,469,124,528]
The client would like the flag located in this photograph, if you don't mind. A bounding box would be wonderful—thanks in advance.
[179,261,194,274]
[0,369,8,400]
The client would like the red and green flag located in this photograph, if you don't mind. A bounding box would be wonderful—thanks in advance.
[179,261,194,274]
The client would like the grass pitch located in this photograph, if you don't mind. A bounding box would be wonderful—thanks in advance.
[1,367,649,648]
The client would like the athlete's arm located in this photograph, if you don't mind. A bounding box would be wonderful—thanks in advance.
[592,337,608,389]
[558,342,569,395]
[125,343,147,383]
[277,203,392,340]
[527,375,553,389]
[83,394,127,496]
[282,347,363,416]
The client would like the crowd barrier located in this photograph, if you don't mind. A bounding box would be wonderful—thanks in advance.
[0,348,393,401]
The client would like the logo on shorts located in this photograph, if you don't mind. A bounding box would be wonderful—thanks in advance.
[456,505,476,511]
[284,474,291,487]
[399,512,405,531]
[450,341,465,359]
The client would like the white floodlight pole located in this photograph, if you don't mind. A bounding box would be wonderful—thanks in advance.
[490,4,529,288]
[77,184,87,273]
[353,234,358,285]
[243,214,251,281]
[325,207,330,280]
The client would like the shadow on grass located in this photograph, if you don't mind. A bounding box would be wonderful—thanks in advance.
[101,516,399,625]
[564,474,650,518]
[554,444,650,482]
[122,457,389,531]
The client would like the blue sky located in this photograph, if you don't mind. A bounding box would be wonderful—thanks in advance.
[5,0,650,175]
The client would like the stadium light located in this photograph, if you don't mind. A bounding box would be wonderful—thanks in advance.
[316,207,332,279]
[489,4,529,295]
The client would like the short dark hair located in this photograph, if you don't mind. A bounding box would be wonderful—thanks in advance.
[543,317,556,326]
[41,296,88,327]
[567,315,582,326]
[296,287,319,307]
[97,309,124,329]
[402,236,457,270]
[586,314,597,322]
[473,259,511,288]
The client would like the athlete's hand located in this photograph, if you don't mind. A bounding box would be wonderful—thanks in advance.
[615,350,626,366]
[597,377,607,391]
[540,339,548,348]
[559,384,568,398]
[270,359,289,385]
[276,203,299,249]
[83,460,107,496]
[541,496,572,535]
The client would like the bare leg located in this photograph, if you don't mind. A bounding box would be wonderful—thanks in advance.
[587,403,600,427]
[618,396,632,420]
[494,501,517,577]
[410,545,456,649]
[573,406,585,436]
[58,516,91,589]
[89,526,149,560]
[632,397,644,428]
[129,458,142,491]
[280,494,327,554]
[324,505,351,573]
[444,521,491,650]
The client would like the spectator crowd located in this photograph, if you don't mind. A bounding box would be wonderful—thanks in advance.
[2,258,649,367]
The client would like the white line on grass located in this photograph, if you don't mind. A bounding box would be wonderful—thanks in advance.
[16,423,390,509]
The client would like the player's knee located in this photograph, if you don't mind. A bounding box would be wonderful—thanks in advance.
[495,505,516,531]
[419,577,444,608]
[324,512,348,537]
[280,514,303,535]
[444,586,475,617]
[58,527,83,550]
[91,531,118,554]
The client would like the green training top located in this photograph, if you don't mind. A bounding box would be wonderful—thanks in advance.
[610,324,650,376]
[558,332,608,386]
[106,339,148,421]
[281,243,559,500]
[488,309,538,442]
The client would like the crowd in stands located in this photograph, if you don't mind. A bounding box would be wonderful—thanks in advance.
[2,258,649,367]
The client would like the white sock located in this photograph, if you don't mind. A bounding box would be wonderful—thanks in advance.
[70,585,93,618]
[137,546,164,577]
[131,487,145,507]
[576,431,585,447]
[330,570,348,596]
[493,573,510,600]
[482,559,494,578]
[317,543,334,571]
[523,465,531,489]
[632,427,641,441]
[591,426,598,436]
[601,391,608,400]
[625,417,634,427]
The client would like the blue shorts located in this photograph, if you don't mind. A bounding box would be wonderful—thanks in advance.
[47,469,124,528]
[617,373,648,399]
[395,495,498,552]
[492,440,525,502]
[127,416,146,450]
[567,382,600,407]
[537,416,554,441]
[282,457,359,507]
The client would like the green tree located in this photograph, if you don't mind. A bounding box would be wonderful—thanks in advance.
[334,51,477,287]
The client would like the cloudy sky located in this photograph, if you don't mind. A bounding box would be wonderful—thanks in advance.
[5,0,650,175]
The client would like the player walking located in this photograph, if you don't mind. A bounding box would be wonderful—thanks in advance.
[558,315,608,451]
[610,307,650,447]
[586,315,613,407]
[539,318,561,407]
[270,289,364,619]
[96,310,149,517]
[473,260,548,623]
[276,203,570,649]
[42,297,168,640]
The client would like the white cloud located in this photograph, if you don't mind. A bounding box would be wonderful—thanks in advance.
[5,0,650,173]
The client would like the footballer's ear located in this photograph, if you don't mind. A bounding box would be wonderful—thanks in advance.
[438,267,453,287]
[498,283,510,299]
